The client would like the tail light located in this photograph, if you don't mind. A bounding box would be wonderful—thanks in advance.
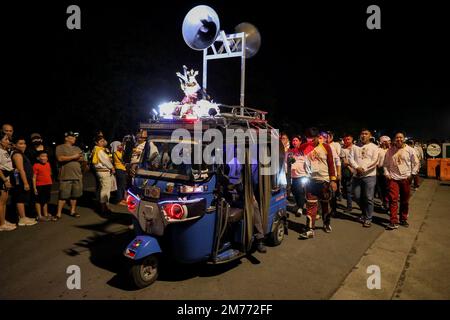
[161,203,188,220]
[127,191,140,213]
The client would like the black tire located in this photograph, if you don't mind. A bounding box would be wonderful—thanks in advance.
[269,219,285,246]
[130,254,159,289]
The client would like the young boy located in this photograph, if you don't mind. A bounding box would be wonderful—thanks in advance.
[33,151,54,221]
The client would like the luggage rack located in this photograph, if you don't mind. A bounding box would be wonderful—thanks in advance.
[218,105,276,133]
[141,105,277,137]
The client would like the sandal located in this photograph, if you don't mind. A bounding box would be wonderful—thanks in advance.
[70,212,81,218]
[37,216,52,222]
[53,215,62,221]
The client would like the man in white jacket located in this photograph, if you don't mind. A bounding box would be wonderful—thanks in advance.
[349,129,379,228]
[383,132,419,229]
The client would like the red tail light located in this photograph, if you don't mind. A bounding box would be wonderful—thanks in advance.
[127,195,138,213]
[162,203,186,220]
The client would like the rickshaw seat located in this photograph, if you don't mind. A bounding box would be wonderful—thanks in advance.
[228,207,244,223]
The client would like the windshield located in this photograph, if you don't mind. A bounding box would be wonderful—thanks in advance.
[139,138,212,181]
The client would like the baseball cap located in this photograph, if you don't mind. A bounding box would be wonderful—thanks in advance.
[65,131,79,137]
[30,133,42,140]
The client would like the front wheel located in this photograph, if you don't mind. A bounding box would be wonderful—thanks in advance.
[269,219,285,246]
[130,254,159,288]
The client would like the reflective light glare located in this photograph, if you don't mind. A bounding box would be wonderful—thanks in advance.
[300,177,309,185]
[158,100,220,119]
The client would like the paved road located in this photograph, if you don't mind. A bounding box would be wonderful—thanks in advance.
[393,181,450,299]
[0,175,443,300]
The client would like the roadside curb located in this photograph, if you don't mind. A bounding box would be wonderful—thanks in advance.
[330,179,438,300]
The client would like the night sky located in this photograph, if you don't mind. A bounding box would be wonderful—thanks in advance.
[2,1,450,147]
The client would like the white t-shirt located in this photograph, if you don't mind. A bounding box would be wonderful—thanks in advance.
[349,143,380,177]
[383,145,420,180]
[0,149,14,172]
[290,152,307,178]
[340,145,356,174]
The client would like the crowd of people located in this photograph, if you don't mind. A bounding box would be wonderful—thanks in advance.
[281,127,424,239]
[0,121,426,242]
[0,123,147,232]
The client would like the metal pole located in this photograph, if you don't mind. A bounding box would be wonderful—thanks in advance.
[203,48,208,92]
[240,33,246,113]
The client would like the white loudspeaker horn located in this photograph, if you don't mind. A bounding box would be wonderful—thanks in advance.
[234,22,261,58]
[182,5,220,50]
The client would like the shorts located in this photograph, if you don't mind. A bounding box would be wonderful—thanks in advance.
[0,170,12,191]
[11,186,31,204]
[36,185,52,204]
[59,179,83,200]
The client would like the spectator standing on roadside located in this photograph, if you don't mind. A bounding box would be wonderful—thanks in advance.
[26,133,54,165]
[11,137,38,226]
[32,151,55,222]
[92,136,115,214]
[55,131,84,219]
[111,141,128,205]
[0,132,16,231]
[2,123,14,151]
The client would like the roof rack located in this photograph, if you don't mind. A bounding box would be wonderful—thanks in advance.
[139,104,277,133]
[219,105,267,121]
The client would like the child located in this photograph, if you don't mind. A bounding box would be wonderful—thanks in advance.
[32,151,54,221]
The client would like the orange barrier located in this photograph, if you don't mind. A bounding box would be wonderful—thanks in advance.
[427,159,440,178]
[439,158,450,181]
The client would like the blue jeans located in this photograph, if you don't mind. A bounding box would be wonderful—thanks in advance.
[342,175,353,209]
[352,176,376,221]
[291,177,306,210]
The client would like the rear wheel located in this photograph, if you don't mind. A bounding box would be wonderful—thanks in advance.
[130,254,159,288]
[269,219,285,246]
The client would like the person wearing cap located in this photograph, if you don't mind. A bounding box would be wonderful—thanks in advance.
[348,128,380,228]
[55,131,84,219]
[383,132,419,229]
[299,128,337,239]
[376,136,391,211]
[26,133,54,165]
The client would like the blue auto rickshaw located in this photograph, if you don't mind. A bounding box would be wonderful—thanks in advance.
[123,109,288,288]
